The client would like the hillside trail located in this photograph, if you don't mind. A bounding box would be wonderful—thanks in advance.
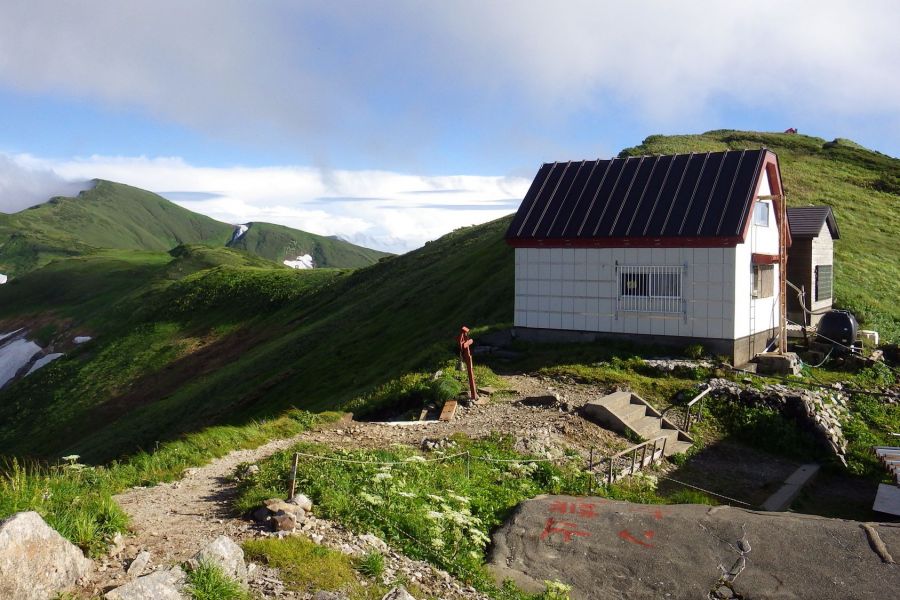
[84,373,623,596]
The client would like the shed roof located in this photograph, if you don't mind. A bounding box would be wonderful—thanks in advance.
[786,206,839,239]
[506,149,783,248]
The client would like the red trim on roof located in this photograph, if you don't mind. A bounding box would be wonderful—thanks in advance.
[506,236,744,248]
[740,151,792,248]
[751,253,780,264]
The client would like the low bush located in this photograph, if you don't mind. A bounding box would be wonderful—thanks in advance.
[235,436,586,598]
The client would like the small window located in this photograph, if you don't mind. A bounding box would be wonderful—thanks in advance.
[753,201,769,227]
[617,265,683,314]
[815,265,833,301]
[752,264,774,299]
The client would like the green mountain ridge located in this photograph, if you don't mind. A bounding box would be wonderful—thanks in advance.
[0,129,896,463]
[0,179,389,276]
[227,221,390,269]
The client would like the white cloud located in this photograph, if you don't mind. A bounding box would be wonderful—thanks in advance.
[6,153,530,253]
[0,154,88,212]
[0,1,897,159]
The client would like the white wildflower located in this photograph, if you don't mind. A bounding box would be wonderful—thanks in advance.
[447,493,469,504]
[404,455,426,463]
[373,472,392,482]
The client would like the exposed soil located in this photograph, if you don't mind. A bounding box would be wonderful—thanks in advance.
[80,373,627,598]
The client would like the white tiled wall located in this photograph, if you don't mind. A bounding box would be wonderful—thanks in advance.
[514,245,739,340]
[732,173,781,338]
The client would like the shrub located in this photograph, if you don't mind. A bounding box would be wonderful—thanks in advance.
[357,551,385,579]
[186,562,250,600]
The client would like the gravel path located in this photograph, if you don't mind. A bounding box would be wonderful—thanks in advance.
[81,373,624,598]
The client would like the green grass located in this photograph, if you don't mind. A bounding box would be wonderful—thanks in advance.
[186,562,252,600]
[235,436,586,599]
[0,409,336,556]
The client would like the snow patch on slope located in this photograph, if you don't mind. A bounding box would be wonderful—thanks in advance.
[0,337,42,388]
[74,336,92,344]
[283,254,315,269]
[230,224,249,244]
[0,274,7,284]
[26,353,64,376]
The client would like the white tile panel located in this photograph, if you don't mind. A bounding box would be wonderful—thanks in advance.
[574,263,587,279]
[563,248,575,263]
[575,248,587,264]
[562,281,575,296]
[515,311,526,326]
[539,296,550,311]
[574,281,587,297]
[574,314,587,330]
[550,296,562,312]
[561,313,574,329]
[538,312,550,328]
[549,312,562,329]
[650,317,666,335]
[539,280,551,295]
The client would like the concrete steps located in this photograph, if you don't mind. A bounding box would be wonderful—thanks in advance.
[584,391,693,457]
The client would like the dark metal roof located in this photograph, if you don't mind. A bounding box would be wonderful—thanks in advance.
[786,206,839,239]
[506,149,772,246]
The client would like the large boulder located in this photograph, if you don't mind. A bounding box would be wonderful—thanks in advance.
[488,495,900,599]
[0,511,93,600]
[192,535,248,584]
[105,567,186,600]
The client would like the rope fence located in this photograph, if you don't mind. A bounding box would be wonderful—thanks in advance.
[287,443,756,508]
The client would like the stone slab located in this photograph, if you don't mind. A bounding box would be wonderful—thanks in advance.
[488,495,900,600]
[873,484,900,517]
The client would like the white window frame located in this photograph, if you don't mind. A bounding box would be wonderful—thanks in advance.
[616,265,684,314]
[753,201,769,227]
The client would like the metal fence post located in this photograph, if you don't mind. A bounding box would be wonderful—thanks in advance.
[588,448,594,496]
[288,452,300,500]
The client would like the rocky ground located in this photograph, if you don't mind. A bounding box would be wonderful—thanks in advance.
[78,373,627,599]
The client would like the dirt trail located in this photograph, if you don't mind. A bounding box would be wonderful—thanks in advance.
[83,373,622,597]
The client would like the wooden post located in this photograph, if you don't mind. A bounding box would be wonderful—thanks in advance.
[457,326,479,401]
[641,443,648,467]
[630,448,637,475]
[608,458,613,486]
[288,453,300,500]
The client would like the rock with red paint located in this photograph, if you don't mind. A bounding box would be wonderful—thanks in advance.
[487,495,900,599]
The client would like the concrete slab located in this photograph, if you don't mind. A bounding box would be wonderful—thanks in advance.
[873,484,900,517]
[761,463,820,512]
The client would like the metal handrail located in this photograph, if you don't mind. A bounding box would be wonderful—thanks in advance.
[683,384,712,431]
[593,436,669,486]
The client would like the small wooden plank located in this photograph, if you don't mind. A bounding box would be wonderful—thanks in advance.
[438,400,458,422]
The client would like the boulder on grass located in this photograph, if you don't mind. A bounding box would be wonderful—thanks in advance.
[192,535,248,584]
[0,511,93,600]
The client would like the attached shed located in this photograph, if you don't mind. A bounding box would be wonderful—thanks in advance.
[506,149,790,365]
[786,206,839,327]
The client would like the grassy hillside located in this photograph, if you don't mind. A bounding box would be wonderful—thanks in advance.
[620,130,900,339]
[227,221,391,268]
[0,180,233,276]
[0,218,511,461]
[0,180,389,276]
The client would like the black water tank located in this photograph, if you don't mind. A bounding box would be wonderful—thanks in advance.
[817,310,858,349]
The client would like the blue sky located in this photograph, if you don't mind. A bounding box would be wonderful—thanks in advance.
[1,1,898,252]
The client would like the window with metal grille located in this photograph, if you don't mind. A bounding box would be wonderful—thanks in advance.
[752,264,774,299]
[815,264,833,301]
[753,201,769,226]
[617,265,683,313]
